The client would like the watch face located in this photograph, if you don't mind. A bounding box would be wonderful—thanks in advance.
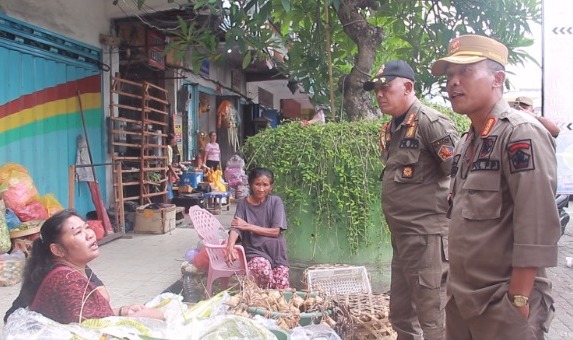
[512,295,528,307]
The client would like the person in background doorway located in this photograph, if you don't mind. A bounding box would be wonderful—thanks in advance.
[513,96,560,138]
[431,34,559,340]
[203,131,221,169]
[166,134,179,201]
[225,167,289,289]
[4,210,164,324]
[363,60,459,340]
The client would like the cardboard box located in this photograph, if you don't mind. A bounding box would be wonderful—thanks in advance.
[134,204,176,234]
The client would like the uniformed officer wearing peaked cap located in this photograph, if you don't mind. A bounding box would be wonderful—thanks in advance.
[365,60,459,340]
[363,60,416,91]
[515,96,534,107]
[431,34,508,76]
[432,34,559,340]
[511,96,560,138]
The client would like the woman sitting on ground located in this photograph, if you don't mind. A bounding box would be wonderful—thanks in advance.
[225,167,290,289]
[4,210,164,324]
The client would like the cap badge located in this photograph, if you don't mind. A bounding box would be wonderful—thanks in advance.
[449,39,460,54]
[375,64,385,77]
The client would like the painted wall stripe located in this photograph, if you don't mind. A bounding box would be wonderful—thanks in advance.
[0,75,100,120]
[0,93,100,134]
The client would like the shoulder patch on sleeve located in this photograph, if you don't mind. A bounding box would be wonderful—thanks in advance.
[507,139,535,173]
[432,135,455,161]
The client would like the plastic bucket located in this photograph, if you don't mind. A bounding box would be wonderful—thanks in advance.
[179,171,204,188]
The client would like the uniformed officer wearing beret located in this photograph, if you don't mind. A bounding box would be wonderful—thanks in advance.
[364,60,459,340]
[432,35,560,340]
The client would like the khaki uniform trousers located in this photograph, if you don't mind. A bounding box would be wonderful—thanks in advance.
[390,234,448,340]
[446,288,553,340]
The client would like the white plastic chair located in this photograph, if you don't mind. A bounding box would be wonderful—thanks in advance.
[188,205,250,296]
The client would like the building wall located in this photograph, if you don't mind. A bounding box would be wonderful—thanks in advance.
[0,1,251,213]
[0,0,181,46]
[0,0,107,46]
[0,13,104,216]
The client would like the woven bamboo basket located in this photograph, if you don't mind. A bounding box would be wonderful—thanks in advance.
[339,293,395,340]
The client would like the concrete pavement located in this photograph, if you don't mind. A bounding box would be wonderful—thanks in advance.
[547,206,573,340]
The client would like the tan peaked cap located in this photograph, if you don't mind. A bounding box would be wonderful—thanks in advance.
[431,35,508,76]
[515,96,534,106]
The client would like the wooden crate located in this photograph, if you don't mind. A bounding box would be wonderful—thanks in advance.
[134,204,176,234]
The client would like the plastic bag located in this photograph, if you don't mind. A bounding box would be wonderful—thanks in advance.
[291,324,342,340]
[4,308,169,340]
[0,163,28,185]
[224,167,246,188]
[86,220,105,240]
[0,166,39,210]
[37,194,64,217]
[145,292,189,324]
[4,293,279,340]
[3,308,100,340]
[0,200,11,253]
[188,315,276,340]
[206,169,227,192]
[193,247,210,272]
[0,249,26,286]
[5,208,22,230]
[13,200,48,222]
[226,154,245,169]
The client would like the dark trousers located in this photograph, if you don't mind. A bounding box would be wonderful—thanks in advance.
[206,160,220,169]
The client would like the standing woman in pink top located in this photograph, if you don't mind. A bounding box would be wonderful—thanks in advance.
[203,131,221,169]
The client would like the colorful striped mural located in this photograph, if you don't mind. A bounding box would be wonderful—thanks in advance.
[0,72,104,217]
[0,16,104,217]
[0,76,101,142]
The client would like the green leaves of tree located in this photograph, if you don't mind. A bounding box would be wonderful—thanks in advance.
[142,0,540,119]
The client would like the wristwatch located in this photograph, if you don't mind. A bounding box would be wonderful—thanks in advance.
[508,293,529,307]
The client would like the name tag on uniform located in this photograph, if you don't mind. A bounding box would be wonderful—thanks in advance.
[400,139,419,149]
[471,159,500,171]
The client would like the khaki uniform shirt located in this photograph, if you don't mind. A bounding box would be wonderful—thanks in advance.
[447,99,560,320]
[381,99,459,236]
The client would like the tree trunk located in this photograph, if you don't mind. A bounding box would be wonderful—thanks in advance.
[335,0,385,121]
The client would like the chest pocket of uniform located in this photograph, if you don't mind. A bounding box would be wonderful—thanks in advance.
[392,147,423,184]
[461,172,501,220]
